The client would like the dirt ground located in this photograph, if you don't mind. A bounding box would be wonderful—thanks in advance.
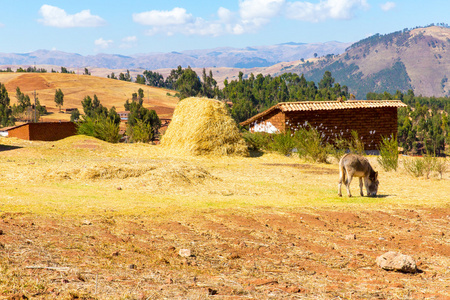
[0,137,449,299]
[1,207,449,299]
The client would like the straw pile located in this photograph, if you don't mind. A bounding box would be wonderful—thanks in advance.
[161,97,249,156]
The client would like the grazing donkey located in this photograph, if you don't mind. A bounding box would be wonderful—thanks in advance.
[338,153,379,197]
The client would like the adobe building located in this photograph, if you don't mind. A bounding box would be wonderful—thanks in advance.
[240,100,407,150]
[1,121,77,141]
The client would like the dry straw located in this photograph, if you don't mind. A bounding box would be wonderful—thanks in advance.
[161,97,249,156]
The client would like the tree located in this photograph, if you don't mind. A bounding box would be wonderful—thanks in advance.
[126,92,161,142]
[70,108,81,122]
[77,115,120,143]
[165,66,184,90]
[319,71,334,89]
[135,75,146,85]
[82,95,108,118]
[176,66,202,99]
[0,83,14,127]
[138,88,144,100]
[34,97,47,119]
[15,87,31,112]
[119,70,131,81]
[108,107,121,125]
[83,68,91,75]
[12,87,33,120]
[54,89,64,112]
[77,95,121,143]
[143,70,165,87]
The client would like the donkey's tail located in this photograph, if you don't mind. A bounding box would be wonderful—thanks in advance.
[338,155,347,185]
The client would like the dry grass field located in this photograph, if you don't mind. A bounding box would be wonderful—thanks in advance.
[0,135,449,299]
[0,73,179,121]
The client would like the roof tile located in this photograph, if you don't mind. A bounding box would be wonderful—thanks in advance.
[240,100,407,126]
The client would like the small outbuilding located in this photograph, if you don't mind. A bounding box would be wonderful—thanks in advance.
[240,100,407,150]
[1,121,77,141]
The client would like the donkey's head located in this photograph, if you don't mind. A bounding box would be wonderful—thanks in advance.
[366,171,379,197]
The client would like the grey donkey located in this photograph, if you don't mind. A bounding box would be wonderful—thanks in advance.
[338,153,379,197]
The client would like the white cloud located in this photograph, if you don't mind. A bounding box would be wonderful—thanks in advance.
[94,38,113,49]
[239,0,285,27]
[38,5,106,28]
[217,7,235,23]
[122,36,137,43]
[120,36,138,49]
[285,0,370,23]
[380,1,396,11]
[133,0,370,37]
[132,7,193,26]
[135,7,233,37]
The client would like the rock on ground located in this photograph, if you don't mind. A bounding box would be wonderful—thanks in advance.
[376,251,417,273]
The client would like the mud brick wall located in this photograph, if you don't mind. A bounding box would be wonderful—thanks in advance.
[8,122,77,141]
[285,107,398,150]
[6,124,30,140]
[250,110,285,132]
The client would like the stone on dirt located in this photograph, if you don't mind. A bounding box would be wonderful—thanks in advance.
[344,234,356,240]
[179,248,192,257]
[376,251,417,273]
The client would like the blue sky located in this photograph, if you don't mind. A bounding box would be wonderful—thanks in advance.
[0,0,448,55]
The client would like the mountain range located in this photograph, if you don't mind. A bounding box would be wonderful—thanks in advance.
[0,41,350,70]
[1,26,449,98]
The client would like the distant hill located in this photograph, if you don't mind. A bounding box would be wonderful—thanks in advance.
[274,26,450,98]
[0,73,178,122]
[0,41,350,70]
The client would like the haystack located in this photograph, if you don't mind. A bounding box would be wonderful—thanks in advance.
[161,97,249,156]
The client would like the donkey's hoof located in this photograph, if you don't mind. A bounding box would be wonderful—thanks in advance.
[338,194,342,197]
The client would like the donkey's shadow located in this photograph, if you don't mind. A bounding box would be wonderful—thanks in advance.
[372,194,392,198]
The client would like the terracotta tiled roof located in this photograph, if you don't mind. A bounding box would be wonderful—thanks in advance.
[240,100,407,126]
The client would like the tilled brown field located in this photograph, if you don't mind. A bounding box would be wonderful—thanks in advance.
[1,207,449,299]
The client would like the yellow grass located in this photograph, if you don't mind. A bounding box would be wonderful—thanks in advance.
[1,135,449,218]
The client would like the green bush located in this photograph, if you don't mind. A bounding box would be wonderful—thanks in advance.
[242,131,273,152]
[422,155,437,179]
[270,130,297,156]
[243,130,297,156]
[433,157,448,179]
[403,157,425,177]
[377,135,399,171]
[295,125,332,163]
[403,155,448,179]
[128,119,153,143]
[330,137,348,162]
[348,130,365,155]
[77,115,120,143]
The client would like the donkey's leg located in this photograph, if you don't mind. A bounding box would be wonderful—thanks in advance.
[359,177,364,196]
[338,166,345,197]
[345,171,353,197]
